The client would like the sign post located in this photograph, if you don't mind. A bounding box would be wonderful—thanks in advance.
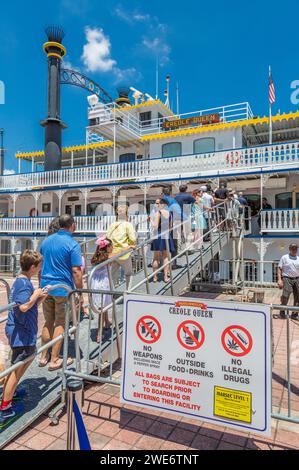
[121,294,272,436]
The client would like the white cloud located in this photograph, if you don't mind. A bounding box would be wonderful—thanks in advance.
[81,27,116,73]
[60,0,89,16]
[114,6,132,23]
[142,37,171,66]
[4,169,15,175]
[133,13,151,22]
[62,59,80,72]
[113,67,142,85]
[114,6,150,24]
[115,5,171,66]
[81,26,142,86]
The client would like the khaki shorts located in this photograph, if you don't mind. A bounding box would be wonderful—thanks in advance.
[43,296,67,328]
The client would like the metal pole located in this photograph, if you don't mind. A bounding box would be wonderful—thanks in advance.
[66,378,84,451]
[165,237,174,295]
[113,105,116,164]
[185,250,191,287]
[260,173,264,284]
[0,128,4,176]
[142,245,151,294]
[108,265,121,359]
[286,312,291,417]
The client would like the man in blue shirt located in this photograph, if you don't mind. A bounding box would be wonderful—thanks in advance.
[175,184,196,216]
[39,215,83,371]
[161,188,184,269]
[175,185,195,247]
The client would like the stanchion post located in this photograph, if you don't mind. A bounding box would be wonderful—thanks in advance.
[165,238,174,295]
[66,378,84,451]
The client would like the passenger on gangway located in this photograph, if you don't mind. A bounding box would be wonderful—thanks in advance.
[90,237,113,343]
[0,250,48,428]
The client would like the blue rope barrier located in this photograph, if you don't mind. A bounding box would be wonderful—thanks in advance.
[73,398,91,451]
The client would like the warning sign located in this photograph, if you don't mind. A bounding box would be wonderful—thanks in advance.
[177,320,205,350]
[221,325,253,357]
[214,386,252,424]
[121,294,271,436]
[136,316,162,344]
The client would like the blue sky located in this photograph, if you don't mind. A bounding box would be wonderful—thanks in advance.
[0,0,299,173]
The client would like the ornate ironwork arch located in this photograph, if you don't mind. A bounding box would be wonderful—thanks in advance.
[60,68,113,104]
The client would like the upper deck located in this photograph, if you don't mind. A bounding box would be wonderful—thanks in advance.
[4,99,299,194]
[87,100,253,142]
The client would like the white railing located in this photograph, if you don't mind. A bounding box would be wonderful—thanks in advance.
[2,141,299,192]
[0,215,149,234]
[261,209,299,232]
[88,102,141,137]
[88,101,253,137]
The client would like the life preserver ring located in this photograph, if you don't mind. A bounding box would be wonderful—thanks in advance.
[29,208,39,217]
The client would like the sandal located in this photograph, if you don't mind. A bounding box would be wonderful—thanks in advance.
[39,353,50,368]
[48,357,73,372]
[38,358,50,368]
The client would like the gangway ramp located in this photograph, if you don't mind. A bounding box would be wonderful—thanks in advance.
[0,209,240,448]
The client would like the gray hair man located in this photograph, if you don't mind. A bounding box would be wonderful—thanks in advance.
[277,243,299,319]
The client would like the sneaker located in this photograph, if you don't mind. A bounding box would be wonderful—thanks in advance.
[0,402,24,430]
[279,311,286,319]
[291,313,299,320]
[0,387,27,402]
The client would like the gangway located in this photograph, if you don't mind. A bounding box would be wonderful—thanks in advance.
[0,203,244,448]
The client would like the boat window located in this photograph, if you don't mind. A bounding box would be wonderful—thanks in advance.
[162,142,182,158]
[193,138,215,154]
[275,192,292,209]
[140,111,152,128]
[119,153,136,163]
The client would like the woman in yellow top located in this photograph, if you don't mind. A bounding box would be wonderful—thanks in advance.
[107,205,137,290]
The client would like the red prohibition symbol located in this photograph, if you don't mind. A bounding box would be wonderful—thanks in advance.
[221,325,253,357]
[177,320,205,350]
[136,315,162,344]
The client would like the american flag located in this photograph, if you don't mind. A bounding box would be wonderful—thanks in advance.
[269,68,275,105]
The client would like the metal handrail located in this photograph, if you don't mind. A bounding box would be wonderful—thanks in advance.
[0,284,74,382]
[87,201,238,307]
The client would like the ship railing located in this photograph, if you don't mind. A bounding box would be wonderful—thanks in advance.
[0,284,77,407]
[261,208,299,232]
[140,102,254,136]
[88,102,141,137]
[87,101,253,137]
[0,214,149,235]
[192,259,280,292]
[1,140,299,191]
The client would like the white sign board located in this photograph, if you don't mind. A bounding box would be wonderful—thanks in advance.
[121,293,272,436]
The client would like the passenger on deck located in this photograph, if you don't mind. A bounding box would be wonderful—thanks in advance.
[151,198,175,283]
[90,237,113,343]
[46,217,88,317]
[191,190,207,251]
[107,205,137,291]
[277,243,299,319]
[0,250,48,428]
[161,187,184,269]
[175,184,195,251]
[200,185,215,239]
[39,215,83,371]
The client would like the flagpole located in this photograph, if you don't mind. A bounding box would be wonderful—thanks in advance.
[269,65,273,145]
